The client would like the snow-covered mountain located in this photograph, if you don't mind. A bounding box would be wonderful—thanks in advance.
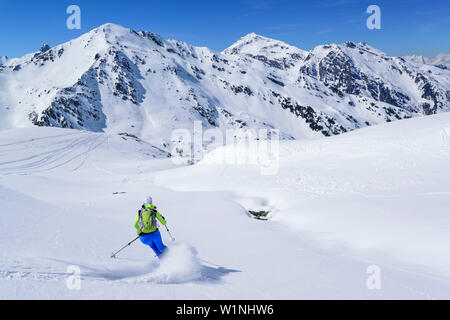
[0,56,8,66]
[403,53,450,70]
[1,23,449,151]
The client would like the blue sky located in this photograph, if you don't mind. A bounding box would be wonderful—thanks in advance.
[0,0,449,58]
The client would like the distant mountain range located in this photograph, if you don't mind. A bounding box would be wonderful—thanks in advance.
[403,53,450,70]
[0,23,449,152]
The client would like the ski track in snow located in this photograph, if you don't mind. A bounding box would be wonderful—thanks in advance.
[0,133,107,174]
[0,244,238,287]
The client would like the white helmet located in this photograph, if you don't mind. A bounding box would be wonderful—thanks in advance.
[144,196,153,205]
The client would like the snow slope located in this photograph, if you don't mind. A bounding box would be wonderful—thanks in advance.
[1,114,450,299]
[156,112,450,282]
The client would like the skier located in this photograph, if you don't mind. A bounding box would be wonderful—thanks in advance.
[134,196,168,258]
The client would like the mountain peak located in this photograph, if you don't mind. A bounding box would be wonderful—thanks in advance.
[87,22,133,39]
[83,22,165,49]
[240,32,269,41]
[94,22,129,32]
[223,32,305,56]
[0,56,8,66]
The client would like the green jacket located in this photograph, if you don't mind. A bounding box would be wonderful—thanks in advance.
[134,203,167,235]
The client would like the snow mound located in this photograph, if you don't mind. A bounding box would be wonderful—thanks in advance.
[128,244,201,284]
[156,113,450,278]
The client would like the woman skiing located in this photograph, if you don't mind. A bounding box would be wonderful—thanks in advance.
[134,196,168,258]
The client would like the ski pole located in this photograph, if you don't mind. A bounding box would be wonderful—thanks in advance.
[165,225,175,242]
[110,236,140,258]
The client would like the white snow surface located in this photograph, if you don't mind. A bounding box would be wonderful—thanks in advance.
[1,113,450,299]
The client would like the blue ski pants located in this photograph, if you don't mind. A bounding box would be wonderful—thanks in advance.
[139,230,166,257]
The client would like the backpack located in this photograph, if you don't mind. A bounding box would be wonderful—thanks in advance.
[138,205,158,231]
